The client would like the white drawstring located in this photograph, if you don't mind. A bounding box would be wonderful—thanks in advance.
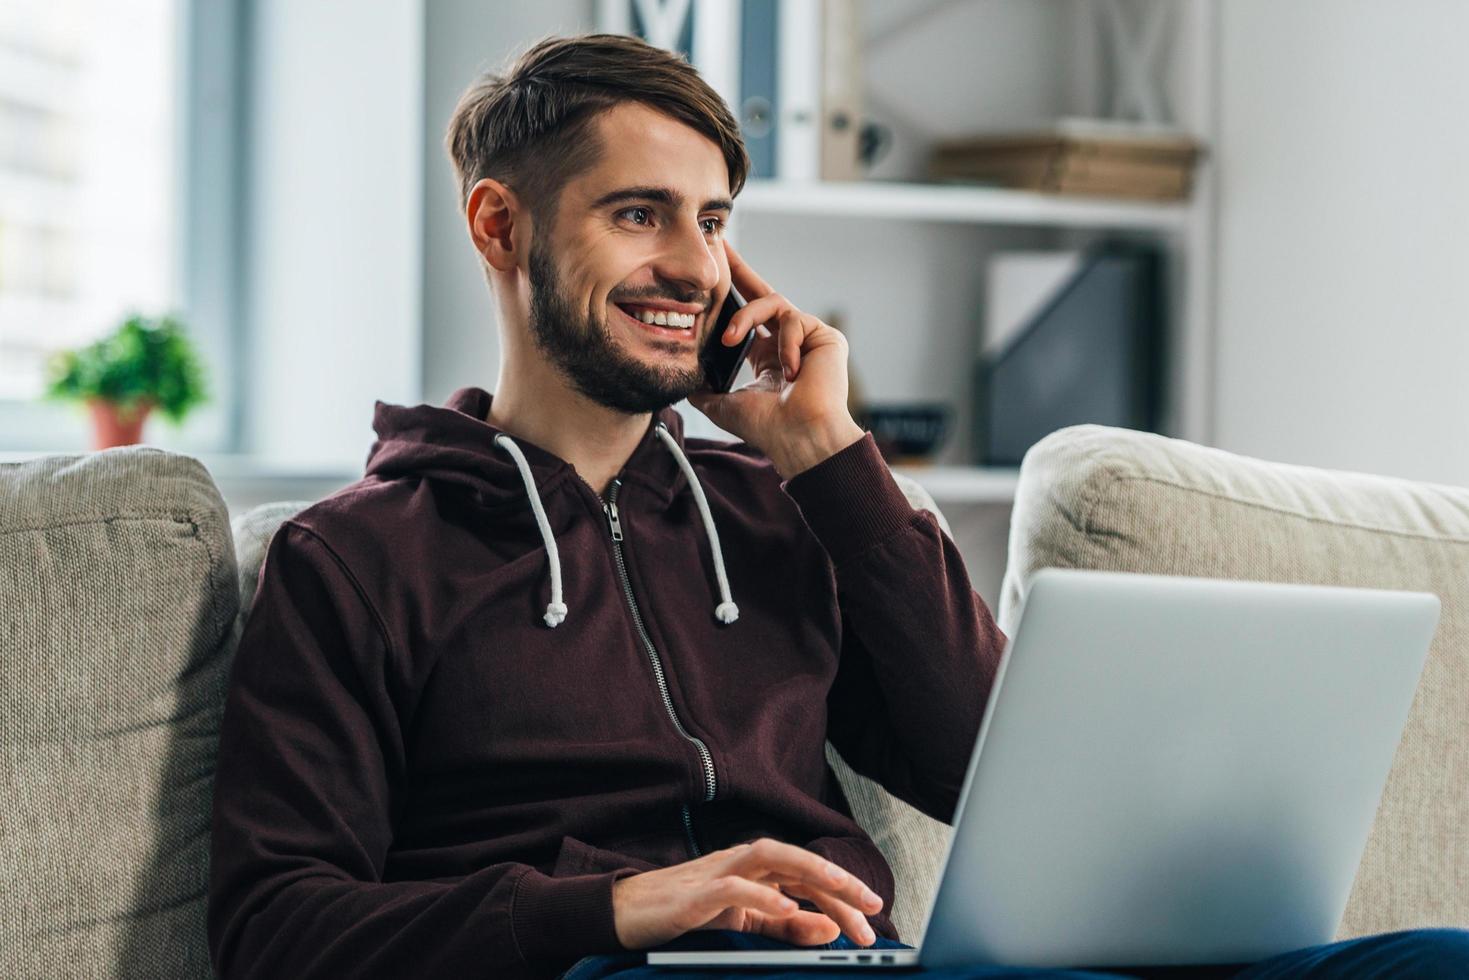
[653,422,740,624]
[493,434,568,627]
[492,425,740,627]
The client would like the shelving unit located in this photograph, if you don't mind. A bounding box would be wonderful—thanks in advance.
[713,0,1217,511]
[737,178,1191,233]
[890,463,1021,505]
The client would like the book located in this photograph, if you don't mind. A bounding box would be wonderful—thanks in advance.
[819,0,862,181]
[928,119,1205,201]
[934,169,1193,202]
[930,117,1206,168]
[738,0,780,179]
[933,151,1193,181]
[777,0,822,181]
[931,135,1202,166]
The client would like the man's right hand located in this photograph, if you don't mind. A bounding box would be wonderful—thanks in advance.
[610,838,884,950]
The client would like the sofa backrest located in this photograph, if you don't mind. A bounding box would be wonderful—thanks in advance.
[1001,423,1469,940]
[0,447,238,979]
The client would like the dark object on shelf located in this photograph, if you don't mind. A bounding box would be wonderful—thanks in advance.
[973,242,1165,466]
[860,404,951,463]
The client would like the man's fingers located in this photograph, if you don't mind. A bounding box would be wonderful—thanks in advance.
[763,877,878,946]
[722,837,839,881]
[697,874,799,921]
[726,291,788,347]
[721,839,882,918]
[750,907,843,947]
[776,309,813,381]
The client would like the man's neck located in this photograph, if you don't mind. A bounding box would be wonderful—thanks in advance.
[486,374,653,500]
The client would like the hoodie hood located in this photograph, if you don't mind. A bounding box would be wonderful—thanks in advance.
[364,385,691,508]
[364,385,738,628]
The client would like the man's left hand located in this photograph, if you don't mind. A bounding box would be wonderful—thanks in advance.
[686,239,865,480]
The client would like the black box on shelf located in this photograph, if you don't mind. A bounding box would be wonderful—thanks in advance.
[973,241,1166,466]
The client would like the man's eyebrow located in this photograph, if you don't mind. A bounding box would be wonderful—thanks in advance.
[590,185,733,213]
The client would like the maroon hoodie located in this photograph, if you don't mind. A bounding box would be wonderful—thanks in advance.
[207,386,1007,978]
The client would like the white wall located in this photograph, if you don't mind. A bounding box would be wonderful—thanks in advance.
[421,0,594,406]
[243,0,424,470]
[1213,0,1469,486]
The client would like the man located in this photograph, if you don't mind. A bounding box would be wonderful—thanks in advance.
[207,31,1003,979]
[207,32,1469,980]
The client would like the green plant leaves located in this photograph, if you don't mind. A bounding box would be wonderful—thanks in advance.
[43,312,210,424]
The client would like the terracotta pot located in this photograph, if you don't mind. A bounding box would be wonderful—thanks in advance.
[87,397,155,450]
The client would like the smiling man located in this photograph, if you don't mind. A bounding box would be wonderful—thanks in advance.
[462,83,865,499]
[203,31,1469,980]
[207,32,1012,980]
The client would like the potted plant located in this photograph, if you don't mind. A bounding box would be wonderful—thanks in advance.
[43,313,209,450]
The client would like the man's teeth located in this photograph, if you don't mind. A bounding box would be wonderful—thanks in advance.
[625,306,695,328]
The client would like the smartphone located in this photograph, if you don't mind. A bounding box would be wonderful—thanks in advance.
[699,287,758,393]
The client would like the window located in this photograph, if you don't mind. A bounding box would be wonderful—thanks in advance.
[0,0,182,402]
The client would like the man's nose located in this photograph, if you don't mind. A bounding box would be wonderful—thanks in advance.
[654,218,721,296]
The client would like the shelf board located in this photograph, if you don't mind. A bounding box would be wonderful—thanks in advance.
[736,178,1190,232]
[891,464,1022,505]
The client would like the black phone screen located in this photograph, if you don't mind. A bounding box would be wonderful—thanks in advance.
[699,288,757,393]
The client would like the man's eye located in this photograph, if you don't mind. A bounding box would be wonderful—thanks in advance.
[618,207,721,234]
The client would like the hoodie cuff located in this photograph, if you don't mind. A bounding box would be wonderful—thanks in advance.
[781,432,917,566]
[510,867,641,970]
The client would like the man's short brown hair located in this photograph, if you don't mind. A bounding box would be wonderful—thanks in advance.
[444,33,750,230]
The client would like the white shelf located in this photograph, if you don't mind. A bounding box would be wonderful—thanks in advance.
[736,178,1191,233]
[892,464,1022,505]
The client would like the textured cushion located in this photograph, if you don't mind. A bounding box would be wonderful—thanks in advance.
[0,447,238,979]
[229,501,311,622]
[1000,423,1469,939]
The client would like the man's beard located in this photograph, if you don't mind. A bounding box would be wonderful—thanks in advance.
[527,236,707,415]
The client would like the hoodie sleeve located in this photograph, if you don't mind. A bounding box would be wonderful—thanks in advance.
[781,433,1008,825]
[207,521,636,979]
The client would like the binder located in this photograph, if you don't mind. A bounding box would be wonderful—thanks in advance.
[820,0,862,181]
[598,0,864,184]
[739,0,779,179]
[777,0,821,181]
[595,0,740,108]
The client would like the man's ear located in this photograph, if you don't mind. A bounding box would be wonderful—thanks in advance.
[467,178,523,272]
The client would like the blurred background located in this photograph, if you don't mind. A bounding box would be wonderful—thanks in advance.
[2,0,1465,602]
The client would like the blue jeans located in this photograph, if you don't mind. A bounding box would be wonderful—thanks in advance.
[559,926,1469,979]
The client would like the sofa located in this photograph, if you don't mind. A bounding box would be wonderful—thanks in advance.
[2,423,1465,977]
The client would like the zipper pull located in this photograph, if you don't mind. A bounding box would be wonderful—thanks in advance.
[603,499,623,541]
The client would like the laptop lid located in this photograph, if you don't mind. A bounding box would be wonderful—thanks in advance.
[917,568,1440,970]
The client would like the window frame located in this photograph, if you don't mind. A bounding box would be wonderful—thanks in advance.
[0,0,246,455]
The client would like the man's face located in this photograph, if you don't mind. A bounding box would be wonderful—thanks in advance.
[524,102,733,415]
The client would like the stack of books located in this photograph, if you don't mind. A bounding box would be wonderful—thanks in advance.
[928,118,1206,201]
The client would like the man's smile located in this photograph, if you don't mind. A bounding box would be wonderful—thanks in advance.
[611,300,704,342]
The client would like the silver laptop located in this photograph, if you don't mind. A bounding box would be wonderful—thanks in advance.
[649,568,1440,970]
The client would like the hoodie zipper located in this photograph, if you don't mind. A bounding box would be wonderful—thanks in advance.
[603,477,716,859]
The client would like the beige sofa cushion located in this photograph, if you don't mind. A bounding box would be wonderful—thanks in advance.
[0,447,237,979]
[229,500,310,620]
[1000,423,1469,939]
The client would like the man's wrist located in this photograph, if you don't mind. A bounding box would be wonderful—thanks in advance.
[771,417,866,480]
